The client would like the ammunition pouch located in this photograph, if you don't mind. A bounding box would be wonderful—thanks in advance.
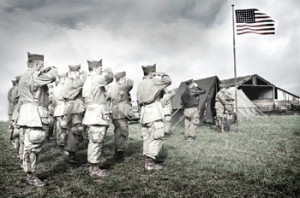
[152,121,164,139]
[37,106,54,126]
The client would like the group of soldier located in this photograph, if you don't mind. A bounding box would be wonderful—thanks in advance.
[7,52,234,187]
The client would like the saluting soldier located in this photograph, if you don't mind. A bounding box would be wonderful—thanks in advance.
[111,71,133,160]
[61,65,87,164]
[82,59,113,177]
[160,89,176,136]
[137,64,171,171]
[52,73,67,151]
[17,52,58,187]
[181,79,206,142]
[215,85,234,132]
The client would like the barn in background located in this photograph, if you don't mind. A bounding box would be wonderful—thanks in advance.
[221,74,300,112]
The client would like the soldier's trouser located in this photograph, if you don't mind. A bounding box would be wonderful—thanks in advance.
[215,102,225,129]
[87,125,107,164]
[65,114,83,153]
[141,120,164,159]
[55,116,66,146]
[113,119,128,152]
[184,107,199,138]
[18,128,25,159]
[23,128,46,173]
[164,115,171,134]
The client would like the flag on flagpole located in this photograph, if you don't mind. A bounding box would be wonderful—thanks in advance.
[235,9,275,35]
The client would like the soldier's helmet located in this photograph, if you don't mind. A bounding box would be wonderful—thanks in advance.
[185,79,193,86]
[141,64,156,75]
[114,71,126,81]
[69,64,81,71]
[220,84,227,89]
[27,52,44,62]
[87,59,102,71]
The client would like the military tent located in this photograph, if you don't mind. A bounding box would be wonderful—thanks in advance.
[171,76,220,125]
[227,88,261,120]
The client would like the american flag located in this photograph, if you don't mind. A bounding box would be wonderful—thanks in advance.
[235,9,275,35]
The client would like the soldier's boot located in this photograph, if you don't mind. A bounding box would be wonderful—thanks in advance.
[145,156,163,171]
[26,174,45,187]
[114,150,124,161]
[68,152,80,164]
[89,164,110,177]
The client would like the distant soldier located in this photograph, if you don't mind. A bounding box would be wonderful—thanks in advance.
[61,65,87,164]
[181,79,206,142]
[17,52,58,187]
[52,73,67,151]
[160,89,176,136]
[215,85,235,132]
[137,64,171,171]
[82,60,113,177]
[111,71,133,160]
[8,79,17,122]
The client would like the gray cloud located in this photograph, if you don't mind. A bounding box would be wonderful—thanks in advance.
[0,0,299,120]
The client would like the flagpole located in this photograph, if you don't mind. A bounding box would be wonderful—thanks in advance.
[231,4,238,131]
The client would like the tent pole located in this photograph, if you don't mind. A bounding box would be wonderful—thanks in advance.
[232,4,238,131]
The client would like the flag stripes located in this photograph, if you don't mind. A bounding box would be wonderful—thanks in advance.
[235,8,275,35]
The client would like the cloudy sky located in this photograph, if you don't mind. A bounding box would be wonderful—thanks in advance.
[0,0,299,120]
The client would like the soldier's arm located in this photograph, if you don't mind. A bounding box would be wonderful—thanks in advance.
[216,92,227,105]
[8,88,13,102]
[119,79,133,92]
[190,86,206,96]
[34,66,58,86]
[94,68,114,87]
[153,72,172,91]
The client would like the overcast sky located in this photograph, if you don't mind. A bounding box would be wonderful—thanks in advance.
[0,0,299,120]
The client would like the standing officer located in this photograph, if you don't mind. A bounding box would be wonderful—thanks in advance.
[82,59,113,177]
[181,79,206,142]
[137,64,171,171]
[17,52,58,187]
[61,65,87,164]
[215,85,235,132]
[111,71,133,160]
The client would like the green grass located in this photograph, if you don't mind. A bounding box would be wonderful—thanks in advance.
[0,115,299,197]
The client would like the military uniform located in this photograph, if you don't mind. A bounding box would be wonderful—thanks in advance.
[160,89,176,135]
[111,71,133,159]
[8,81,16,122]
[82,59,113,177]
[17,52,58,187]
[52,74,67,148]
[61,65,87,163]
[137,64,171,170]
[215,87,234,132]
[181,79,206,141]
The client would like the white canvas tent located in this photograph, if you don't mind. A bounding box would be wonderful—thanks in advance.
[227,88,261,120]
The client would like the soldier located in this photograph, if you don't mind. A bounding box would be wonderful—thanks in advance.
[215,85,235,132]
[160,89,176,136]
[8,79,17,122]
[52,73,67,151]
[46,84,55,141]
[61,65,87,164]
[137,64,171,171]
[82,59,113,177]
[181,79,206,142]
[111,71,133,160]
[17,52,58,187]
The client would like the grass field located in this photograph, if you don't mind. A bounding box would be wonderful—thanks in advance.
[0,115,300,198]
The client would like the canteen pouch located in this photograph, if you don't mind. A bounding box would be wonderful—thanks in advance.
[37,106,53,125]
[29,129,46,144]
[153,121,164,139]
